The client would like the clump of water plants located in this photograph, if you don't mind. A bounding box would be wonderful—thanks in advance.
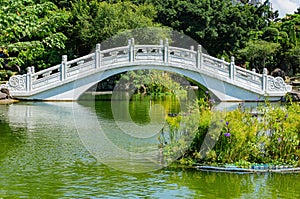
[161,98,300,168]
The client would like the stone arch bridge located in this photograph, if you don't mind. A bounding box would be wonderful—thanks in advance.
[0,39,292,101]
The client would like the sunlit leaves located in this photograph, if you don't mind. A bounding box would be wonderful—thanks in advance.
[0,0,69,72]
[67,0,157,56]
[238,40,280,71]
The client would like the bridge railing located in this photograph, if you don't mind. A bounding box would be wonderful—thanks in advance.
[101,46,129,65]
[202,54,230,78]
[0,38,291,97]
[134,45,164,62]
[169,46,196,65]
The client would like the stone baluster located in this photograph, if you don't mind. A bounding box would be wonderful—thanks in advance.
[163,38,169,63]
[190,45,194,59]
[229,56,235,80]
[26,67,32,92]
[221,57,225,69]
[61,55,67,81]
[128,38,135,62]
[252,68,256,81]
[262,68,268,92]
[95,44,101,68]
[159,39,163,54]
[31,66,35,74]
[197,45,203,69]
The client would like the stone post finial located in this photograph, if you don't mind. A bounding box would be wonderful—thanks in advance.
[163,38,169,63]
[95,44,101,68]
[231,56,235,63]
[31,66,35,74]
[262,68,268,92]
[96,43,101,50]
[252,68,256,80]
[61,55,67,81]
[221,57,225,69]
[197,45,203,69]
[198,45,202,53]
[62,55,67,62]
[190,46,194,58]
[129,38,134,62]
[230,56,235,80]
[164,38,169,45]
[26,67,32,74]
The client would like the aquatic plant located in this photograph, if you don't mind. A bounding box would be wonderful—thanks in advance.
[163,97,300,167]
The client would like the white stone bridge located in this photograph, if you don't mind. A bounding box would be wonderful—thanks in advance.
[0,38,292,101]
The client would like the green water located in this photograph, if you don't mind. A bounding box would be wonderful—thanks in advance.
[0,96,299,198]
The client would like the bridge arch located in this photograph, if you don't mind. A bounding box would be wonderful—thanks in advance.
[71,65,241,102]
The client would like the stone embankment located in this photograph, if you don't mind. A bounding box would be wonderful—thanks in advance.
[0,88,18,104]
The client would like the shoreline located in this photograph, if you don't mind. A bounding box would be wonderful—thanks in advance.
[0,99,19,105]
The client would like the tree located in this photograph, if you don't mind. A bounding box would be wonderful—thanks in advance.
[147,0,275,59]
[237,40,280,72]
[117,70,187,96]
[287,46,300,74]
[0,0,69,77]
[66,0,158,57]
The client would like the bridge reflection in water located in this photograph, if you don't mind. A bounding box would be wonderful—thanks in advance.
[3,100,171,173]
[1,96,267,174]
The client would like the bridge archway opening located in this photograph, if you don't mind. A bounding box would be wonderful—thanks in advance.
[77,68,220,102]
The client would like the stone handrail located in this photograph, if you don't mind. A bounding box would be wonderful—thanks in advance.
[0,38,292,98]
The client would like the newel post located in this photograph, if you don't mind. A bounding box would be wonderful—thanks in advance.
[190,45,194,59]
[95,44,101,68]
[61,55,67,81]
[197,45,203,69]
[262,68,268,92]
[128,38,135,62]
[252,68,256,80]
[163,38,169,63]
[26,67,32,92]
[229,56,235,80]
[159,39,163,54]
[221,57,225,69]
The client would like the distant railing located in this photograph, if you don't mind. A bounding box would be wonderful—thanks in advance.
[0,38,291,96]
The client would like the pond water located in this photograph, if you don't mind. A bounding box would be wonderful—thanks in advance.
[0,95,299,198]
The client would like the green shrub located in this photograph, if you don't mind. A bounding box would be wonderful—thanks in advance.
[162,98,300,167]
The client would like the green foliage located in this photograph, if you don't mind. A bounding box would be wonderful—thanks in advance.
[101,26,172,48]
[1,0,299,80]
[160,101,200,164]
[171,99,300,168]
[259,103,300,166]
[0,0,69,73]
[212,109,261,164]
[239,12,300,75]
[150,0,274,58]
[67,0,158,57]
[237,40,280,71]
[118,70,187,97]
[288,46,300,74]
[0,70,14,81]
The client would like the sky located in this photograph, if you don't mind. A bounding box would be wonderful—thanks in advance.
[270,0,300,17]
